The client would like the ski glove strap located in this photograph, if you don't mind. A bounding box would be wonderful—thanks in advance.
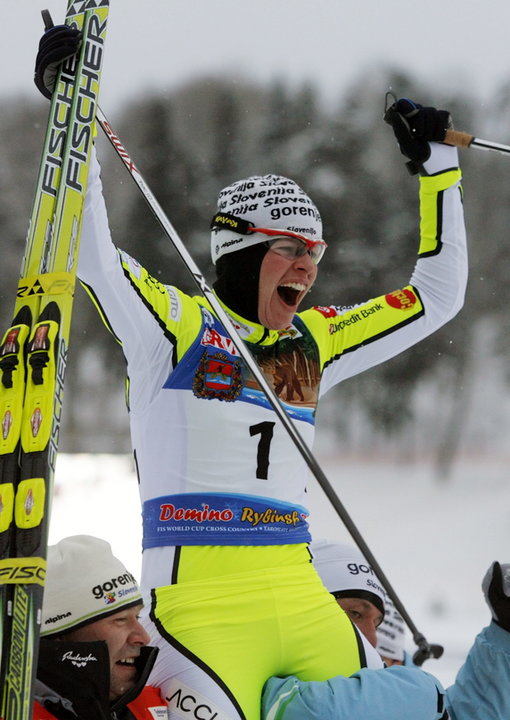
[482,561,510,632]
[34,25,82,99]
[384,97,452,174]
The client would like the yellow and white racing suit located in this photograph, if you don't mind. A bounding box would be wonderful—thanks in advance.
[79,142,467,720]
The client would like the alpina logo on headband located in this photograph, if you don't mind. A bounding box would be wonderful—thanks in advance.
[218,237,244,251]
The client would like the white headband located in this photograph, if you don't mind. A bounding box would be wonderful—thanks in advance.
[211,174,322,264]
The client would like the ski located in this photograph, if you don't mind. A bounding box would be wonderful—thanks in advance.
[0,2,109,717]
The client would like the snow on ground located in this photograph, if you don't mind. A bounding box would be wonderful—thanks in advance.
[50,450,510,688]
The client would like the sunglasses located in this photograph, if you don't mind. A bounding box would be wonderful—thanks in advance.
[251,227,327,264]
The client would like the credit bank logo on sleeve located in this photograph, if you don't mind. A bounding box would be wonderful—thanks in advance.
[329,302,384,335]
[166,678,234,720]
[384,288,418,310]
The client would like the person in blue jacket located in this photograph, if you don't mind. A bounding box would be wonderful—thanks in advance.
[375,561,510,720]
[262,551,510,720]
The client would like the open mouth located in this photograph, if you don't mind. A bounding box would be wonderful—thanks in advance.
[117,657,136,668]
[278,282,305,307]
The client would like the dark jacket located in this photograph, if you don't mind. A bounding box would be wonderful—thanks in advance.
[34,639,163,720]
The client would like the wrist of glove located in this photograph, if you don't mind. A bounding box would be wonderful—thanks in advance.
[384,96,452,174]
[482,561,510,632]
[34,25,82,99]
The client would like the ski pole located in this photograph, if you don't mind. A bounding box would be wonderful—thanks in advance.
[93,106,442,665]
[444,129,510,157]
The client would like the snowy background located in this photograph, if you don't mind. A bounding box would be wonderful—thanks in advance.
[49,445,508,689]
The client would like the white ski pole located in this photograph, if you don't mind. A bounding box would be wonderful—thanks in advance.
[444,129,510,156]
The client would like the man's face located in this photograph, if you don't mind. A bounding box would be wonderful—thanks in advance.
[257,243,318,329]
[336,597,384,648]
[65,603,150,701]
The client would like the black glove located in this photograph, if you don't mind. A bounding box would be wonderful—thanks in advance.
[384,96,452,171]
[34,25,82,99]
[482,561,510,632]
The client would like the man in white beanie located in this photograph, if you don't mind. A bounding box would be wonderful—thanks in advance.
[310,539,386,648]
[34,535,166,720]
[34,29,468,720]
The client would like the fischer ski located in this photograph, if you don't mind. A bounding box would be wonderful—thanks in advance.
[0,2,109,717]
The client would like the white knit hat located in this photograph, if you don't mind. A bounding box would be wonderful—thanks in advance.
[376,593,406,662]
[310,539,386,616]
[41,535,143,637]
[211,174,322,264]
